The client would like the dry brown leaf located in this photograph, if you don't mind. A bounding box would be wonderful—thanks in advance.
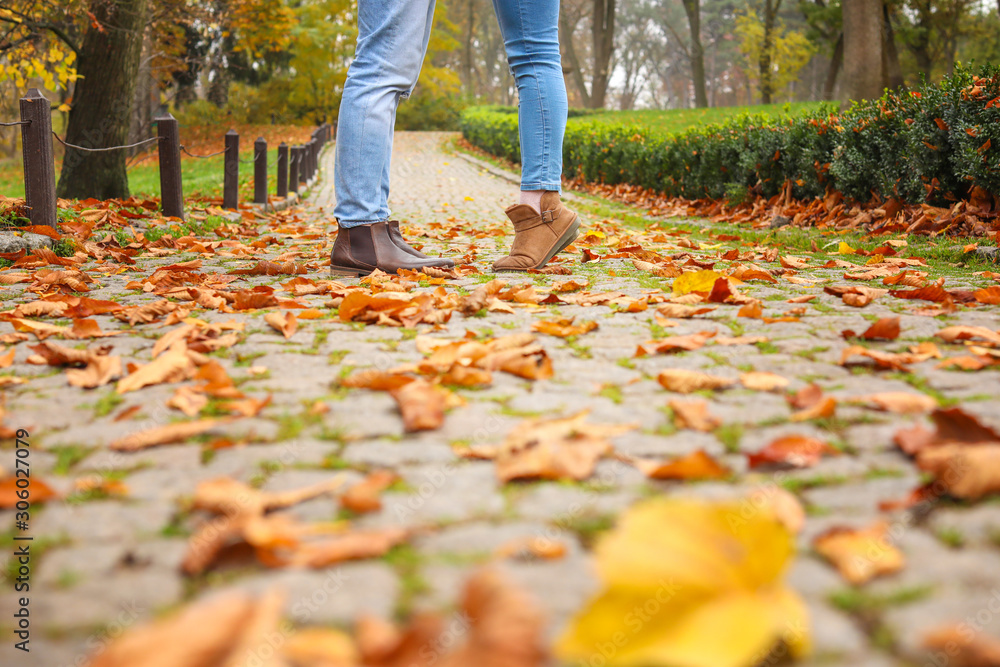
[850,392,937,414]
[635,331,715,356]
[917,444,1000,500]
[655,303,716,319]
[264,311,298,339]
[391,379,447,432]
[168,386,209,417]
[531,318,598,338]
[789,396,837,422]
[117,342,197,394]
[491,411,634,482]
[627,449,730,480]
[0,475,58,508]
[89,591,261,667]
[935,325,1000,347]
[668,399,722,431]
[813,521,905,584]
[110,419,221,451]
[341,470,398,513]
[657,369,735,393]
[922,625,1000,667]
[747,435,839,469]
[842,317,901,341]
[739,371,789,392]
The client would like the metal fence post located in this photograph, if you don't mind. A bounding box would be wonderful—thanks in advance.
[254,137,267,205]
[277,143,288,199]
[155,112,184,220]
[19,89,57,230]
[288,145,299,195]
[223,129,239,210]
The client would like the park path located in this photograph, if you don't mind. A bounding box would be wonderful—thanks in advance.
[2,132,1000,667]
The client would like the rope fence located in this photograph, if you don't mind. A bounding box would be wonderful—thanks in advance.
[6,87,335,229]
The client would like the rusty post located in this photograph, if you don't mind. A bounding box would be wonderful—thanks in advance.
[223,129,239,210]
[155,112,184,220]
[254,137,267,205]
[277,143,288,199]
[19,89,57,230]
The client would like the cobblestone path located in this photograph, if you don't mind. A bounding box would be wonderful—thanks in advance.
[3,132,1000,667]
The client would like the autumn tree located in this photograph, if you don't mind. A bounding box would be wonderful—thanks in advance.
[736,1,814,103]
[561,0,619,108]
[55,0,148,200]
[841,0,883,101]
[680,0,709,107]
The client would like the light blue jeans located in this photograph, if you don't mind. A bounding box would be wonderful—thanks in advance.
[334,0,568,227]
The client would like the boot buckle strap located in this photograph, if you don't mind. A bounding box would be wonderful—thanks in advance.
[541,210,554,223]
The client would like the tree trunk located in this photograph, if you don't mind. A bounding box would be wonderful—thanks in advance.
[462,0,476,93]
[842,0,884,103]
[57,0,149,200]
[759,0,781,104]
[681,0,708,108]
[823,32,843,100]
[129,28,156,158]
[881,2,904,90]
[589,0,616,108]
[560,12,592,108]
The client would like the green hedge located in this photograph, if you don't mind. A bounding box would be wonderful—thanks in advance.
[460,66,1000,206]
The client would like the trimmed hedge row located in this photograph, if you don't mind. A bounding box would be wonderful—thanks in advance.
[460,66,1000,206]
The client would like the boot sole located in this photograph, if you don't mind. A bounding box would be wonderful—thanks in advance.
[330,265,374,277]
[494,215,581,273]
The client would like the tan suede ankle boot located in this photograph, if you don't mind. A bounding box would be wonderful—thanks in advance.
[492,192,580,272]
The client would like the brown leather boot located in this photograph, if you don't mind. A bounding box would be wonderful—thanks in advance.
[330,222,454,277]
[493,192,580,272]
[387,221,455,268]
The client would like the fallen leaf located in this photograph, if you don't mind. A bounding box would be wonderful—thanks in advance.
[813,521,904,584]
[556,497,810,667]
[627,449,730,480]
[748,435,839,469]
[789,396,837,422]
[740,372,789,392]
[935,325,1000,347]
[264,311,298,339]
[110,419,221,451]
[0,476,58,508]
[489,411,634,482]
[673,270,723,296]
[117,342,196,394]
[922,625,1000,667]
[391,380,447,432]
[850,392,937,414]
[341,470,398,513]
[531,318,598,338]
[669,399,722,432]
[657,369,736,393]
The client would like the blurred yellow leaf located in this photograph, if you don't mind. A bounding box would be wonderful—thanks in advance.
[837,242,856,255]
[556,497,810,667]
[672,270,723,296]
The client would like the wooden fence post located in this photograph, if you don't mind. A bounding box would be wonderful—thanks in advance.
[19,89,57,230]
[277,143,288,199]
[288,145,299,195]
[254,137,267,205]
[155,112,184,220]
[223,129,239,210]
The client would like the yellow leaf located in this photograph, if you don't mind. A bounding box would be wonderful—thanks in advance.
[672,270,724,296]
[837,242,856,255]
[556,497,810,667]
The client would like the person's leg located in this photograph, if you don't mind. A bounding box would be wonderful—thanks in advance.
[491,0,578,272]
[491,0,567,207]
[331,0,453,274]
[333,0,436,227]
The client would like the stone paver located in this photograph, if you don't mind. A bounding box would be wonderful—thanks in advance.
[2,131,1000,666]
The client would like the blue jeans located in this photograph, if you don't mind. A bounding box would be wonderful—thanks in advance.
[334,0,567,227]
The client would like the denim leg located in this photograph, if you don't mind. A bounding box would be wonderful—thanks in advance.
[335,0,437,227]
[491,0,567,192]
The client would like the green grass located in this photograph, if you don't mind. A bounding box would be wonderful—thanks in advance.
[575,101,827,135]
[0,146,290,201]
